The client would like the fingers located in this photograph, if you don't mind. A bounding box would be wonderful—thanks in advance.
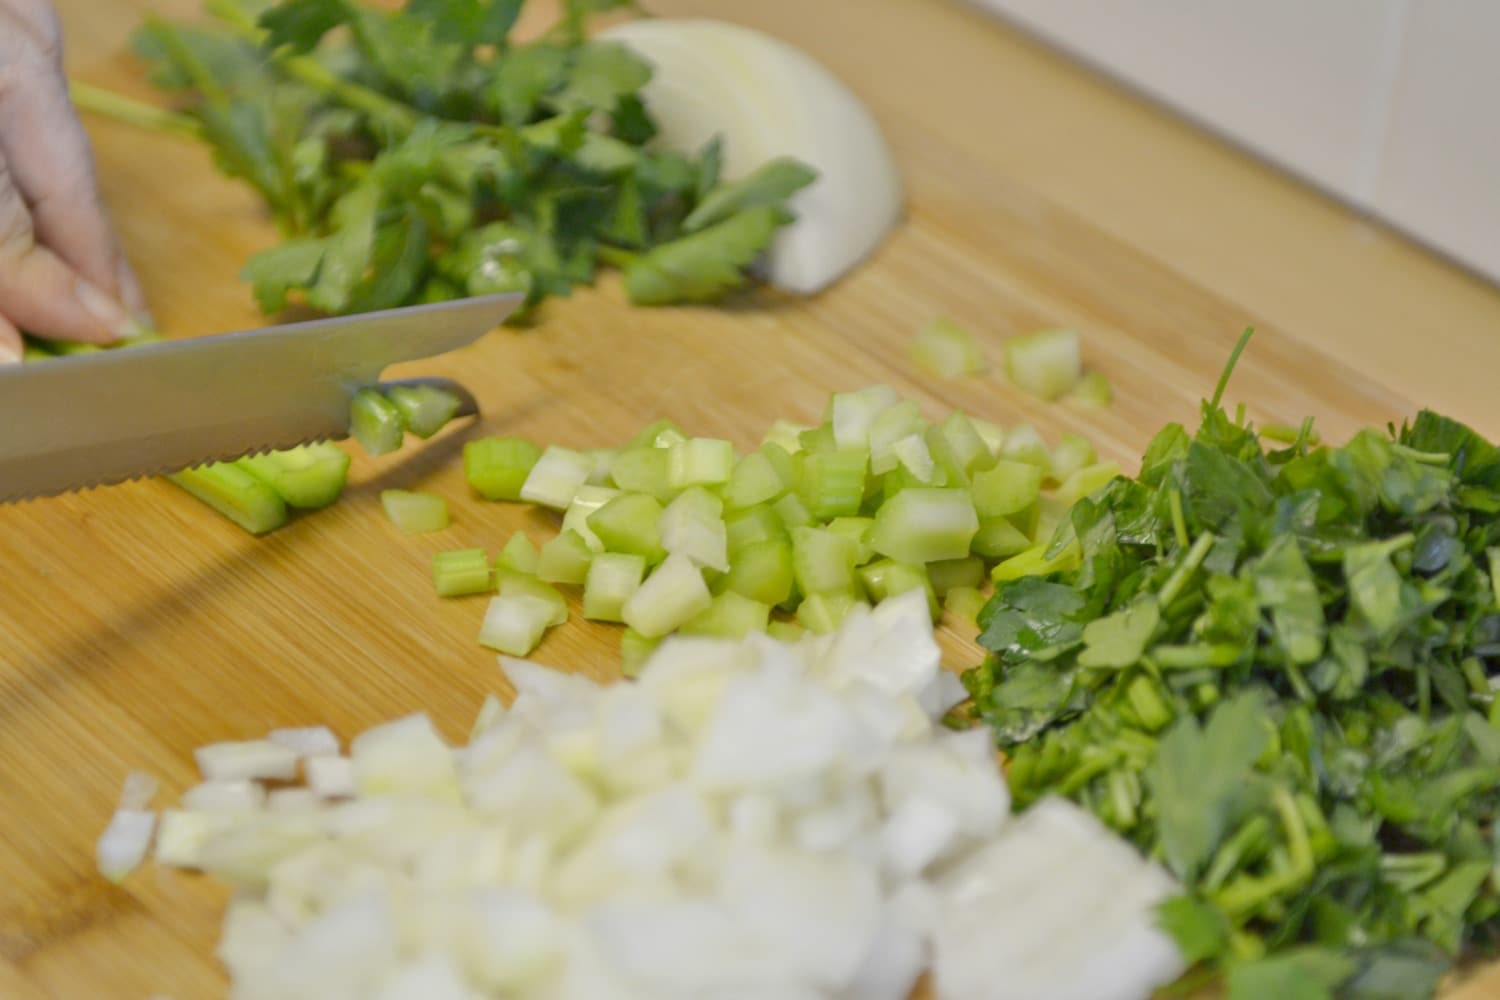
[0,148,133,344]
[0,10,131,307]
[0,311,20,366]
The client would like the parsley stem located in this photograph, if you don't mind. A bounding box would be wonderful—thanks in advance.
[69,81,201,138]
[1210,327,1254,410]
[1159,531,1216,609]
[1168,488,1190,550]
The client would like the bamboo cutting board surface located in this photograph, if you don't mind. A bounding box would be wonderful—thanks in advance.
[4,1,1500,997]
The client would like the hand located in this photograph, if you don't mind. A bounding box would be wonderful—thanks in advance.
[0,0,148,364]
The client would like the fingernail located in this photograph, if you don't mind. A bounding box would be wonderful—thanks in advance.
[116,259,150,318]
[0,341,20,366]
[75,279,130,341]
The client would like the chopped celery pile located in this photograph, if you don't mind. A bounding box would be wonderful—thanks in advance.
[442,385,1113,661]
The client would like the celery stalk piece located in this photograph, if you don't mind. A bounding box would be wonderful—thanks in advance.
[386,384,462,439]
[667,437,736,490]
[349,387,406,457]
[680,591,771,638]
[380,490,450,534]
[860,558,939,620]
[772,491,813,530]
[869,401,928,475]
[498,573,568,626]
[826,516,876,565]
[944,585,988,623]
[927,555,986,595]
[725,504,788,554]
[798,423,837,455]
[432,549,492,597]
[22,339,54,362]
[48,338,103,356]
[1058,461,1123,506]
[869,488,979,564]
[797,591,867,634]
[536,530,594,585]
[562,485,623,553]
[970,460,1045,518]
[582,552,647,623]
[972,516,1033,559]
[659,486,729,572]
[620,627,662,678]
[720,538,795,607]
[621,553,712,638]
[583,448,619,486]
[589,493,667,563]
[629,418,687,450]
[758,442,801,492]
[520,446,594,510]
[766,620,805,643]
[1048,433,1098,485]
[998,424,1052,471]
[478,595,555,656]
[892,433,937,484]
[992,541,1082,582]
[761,419,810,454]
[168,463,289,535]
[791,526,861,597]
[800,448,869,520]
[464,437,543,501]
[1065,369,1113,408]
[1005,328,1082,400]
[237,443,350,509]
[970,417,1006,458]
[911,317,989,377]
[608,447,675,502]
[942,412,994,476]
[828,385,898,449]
[924,425,970,487]
[722,450,786,510]
[496,532,540,574]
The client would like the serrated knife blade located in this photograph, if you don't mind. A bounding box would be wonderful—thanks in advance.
[0,293,521,503]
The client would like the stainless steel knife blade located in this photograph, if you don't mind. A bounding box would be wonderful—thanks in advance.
[0,293,521,503]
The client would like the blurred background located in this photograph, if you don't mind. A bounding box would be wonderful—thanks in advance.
[973,0,1500,285]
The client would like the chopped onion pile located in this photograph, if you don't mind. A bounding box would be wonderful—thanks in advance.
[452,384,1123,662]
[98,592,1183,999]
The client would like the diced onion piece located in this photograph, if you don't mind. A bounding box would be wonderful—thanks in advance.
[268,726,340,759]
[119,770,160,810]
[479,594,559,656]
[182,779,266,813]
[267,788,322,813]
[869,488,978,564]
[349,387,406,457]
[912,318,988,378]
[195,740,299,782]
[1005,328,1082,401]
[305,755,357,799]
[521,446,594,510]
[155,809,212,867]
[465,436,542,501]
[380,490,450,535]
[97,808,156,881]
[433,548,493,597]
[350,713,459,801]
[622,553,712,638]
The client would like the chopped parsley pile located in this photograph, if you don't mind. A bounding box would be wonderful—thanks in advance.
[963,333,1500,998]
[130,0,815,320]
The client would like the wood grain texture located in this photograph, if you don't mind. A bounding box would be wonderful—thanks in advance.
[2,0,1499,997]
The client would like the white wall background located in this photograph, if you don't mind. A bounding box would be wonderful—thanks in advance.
[970,0,1500,283]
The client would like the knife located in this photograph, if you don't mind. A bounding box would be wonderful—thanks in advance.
[0,292,522,503]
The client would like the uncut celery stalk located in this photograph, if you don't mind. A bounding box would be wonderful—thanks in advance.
[432,549,492,598]
[387,384,462,439]
[464,437,542,501]
[167,463,289,535]
[583,552,647,623]
[680,591,771,638]
[237,443,350,509]
[869,488,978,564]
[381,490,450,534]
[349,387,406,457]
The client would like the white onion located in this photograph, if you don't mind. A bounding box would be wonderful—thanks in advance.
[195,740,299,782]
[97,808,155,882]
[182,779,266,814]
[602,18,904,295]
[269,726,341,759]
[305,755,357,799]
[118,770,159,810]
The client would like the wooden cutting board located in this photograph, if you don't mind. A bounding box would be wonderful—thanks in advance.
[4,1,1500,997]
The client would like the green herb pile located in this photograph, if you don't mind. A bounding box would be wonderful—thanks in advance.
[963,334,1500,998]
[129,0,816,320]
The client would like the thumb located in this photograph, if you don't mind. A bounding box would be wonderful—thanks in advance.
[0,149,135,344]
